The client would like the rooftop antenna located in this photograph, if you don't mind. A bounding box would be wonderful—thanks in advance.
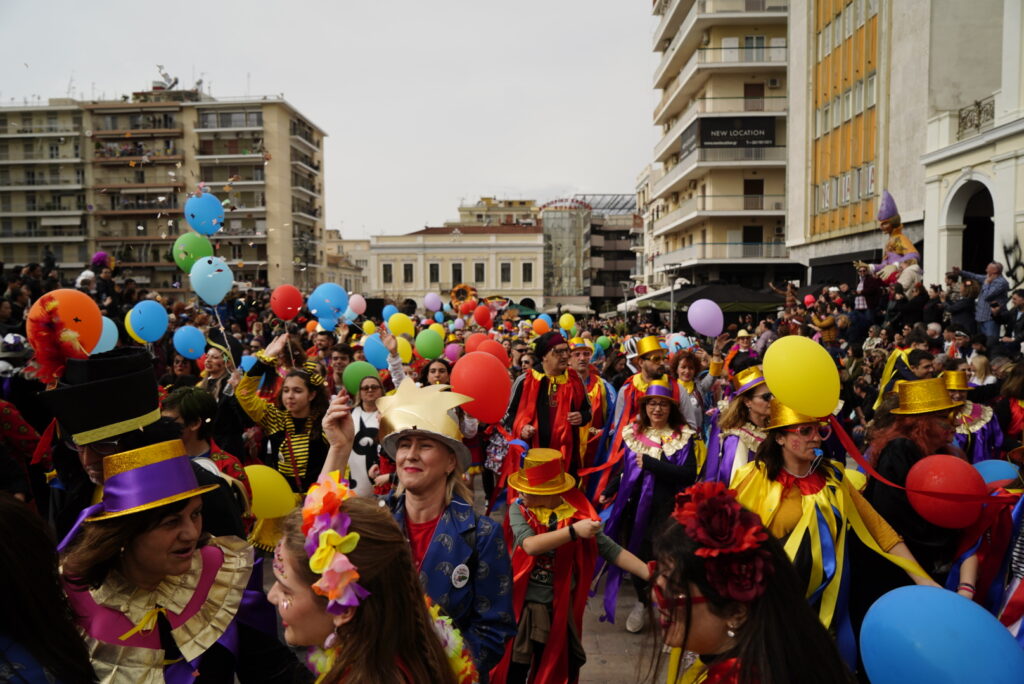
[66,72,75,98]
[246,72,251,96]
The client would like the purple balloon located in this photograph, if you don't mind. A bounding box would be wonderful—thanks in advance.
[687,298,723,337]
[424,292,443,312]
[444,343,462,362]
[453,317,465,330]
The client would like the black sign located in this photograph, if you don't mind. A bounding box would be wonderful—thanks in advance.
[698,117,776,148]
[679,121,698,158]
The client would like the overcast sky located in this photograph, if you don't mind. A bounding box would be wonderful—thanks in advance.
[0,1,657,238]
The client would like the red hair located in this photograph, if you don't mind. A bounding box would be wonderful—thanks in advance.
[669,349,699,380]
[868,414,953,465]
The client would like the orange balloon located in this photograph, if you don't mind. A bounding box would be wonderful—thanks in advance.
[305,319,319,333]
[532,318,550,334]
[27,288,103,354]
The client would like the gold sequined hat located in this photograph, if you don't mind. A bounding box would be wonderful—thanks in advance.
[507,448,576,496]
[941,370,970,392]
[890,377,963,415]
[765,399,821,430]
[636,335,664,358]
[377,379,473,469]
[731,365,766,394]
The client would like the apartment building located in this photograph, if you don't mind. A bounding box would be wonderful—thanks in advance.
[446,197,539,226]
[324,229,366,294]
[644,0,802,294]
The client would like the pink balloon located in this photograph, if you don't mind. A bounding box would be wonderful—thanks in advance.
[444,343,462,362]
[687,298,723,337]
[453,318,465,330]
[348,294,367,315]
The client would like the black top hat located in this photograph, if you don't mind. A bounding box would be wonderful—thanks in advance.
[37,348,161,445]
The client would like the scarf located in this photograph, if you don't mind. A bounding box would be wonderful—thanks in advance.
[512,369,585,469]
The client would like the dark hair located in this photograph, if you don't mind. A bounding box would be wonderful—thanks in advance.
[637,395,686,433]
[0,494,97,682]
[751,428,794,481]
[276,369,330,437]
[906,349,934,367]
[424,357,452,380]
[171,353,201,376]
[331,343,353,358]
[645,515,853,684]
[162,386,219,441]
[905,329,929,347]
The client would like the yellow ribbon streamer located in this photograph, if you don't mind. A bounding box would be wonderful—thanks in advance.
[118,606,168,640]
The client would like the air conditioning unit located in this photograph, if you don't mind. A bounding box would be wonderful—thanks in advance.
[773,201,784,210]
[774,226,785,236]
[688,180,698,190]
[767,78,782,89]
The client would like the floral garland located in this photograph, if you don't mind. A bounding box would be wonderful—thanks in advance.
[426,596,479,684]
[671,481,773,603]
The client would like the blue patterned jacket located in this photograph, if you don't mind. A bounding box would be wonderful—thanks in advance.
[390,494,515,675]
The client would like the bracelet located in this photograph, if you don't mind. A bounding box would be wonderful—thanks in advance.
[568,524,578,542]
[957,582,976,594]
[254,350,279,366]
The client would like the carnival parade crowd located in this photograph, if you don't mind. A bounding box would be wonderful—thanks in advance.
[2,191,1024,683]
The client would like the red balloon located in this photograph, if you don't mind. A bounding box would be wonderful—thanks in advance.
[803,294,816,307]
[271,284,303,321]
[906,454,987,529]
[473,304,492,329]
[477,339,510,367]
[451,351,511,423]
[465,332,488,354]
[459,299,477,316]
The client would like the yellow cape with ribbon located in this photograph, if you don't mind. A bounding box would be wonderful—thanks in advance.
[872,347,909,410]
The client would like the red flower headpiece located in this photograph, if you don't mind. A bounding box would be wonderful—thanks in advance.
[671,481,773,603]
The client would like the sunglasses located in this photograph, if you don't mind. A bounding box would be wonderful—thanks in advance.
[648,561,708,629]
[782,423,832,440]
[754,391,773,402]
[360,385,382,393]
[63,436,122,456]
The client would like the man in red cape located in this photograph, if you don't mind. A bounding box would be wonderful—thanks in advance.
[567,337,614,471]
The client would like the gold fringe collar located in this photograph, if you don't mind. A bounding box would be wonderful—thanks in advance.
[721,423,767,455]
[954,401,993,435]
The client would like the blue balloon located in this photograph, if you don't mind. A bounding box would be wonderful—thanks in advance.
[443,302,452,312]
[382,304,399,321]
[189,256,234,305]
[129,300,168,343]
[434,311,444,323]
[974,459,1020,484]
[342,306,356,321]
[92,316,118,354]
[363,333,389,370]
[861,586,1024,684]
[184,192,225,235]
[172,325,205,360]
[308,283,349,323]
[240,355,257,372]
[319,318,337,332]
[539,313,553,326]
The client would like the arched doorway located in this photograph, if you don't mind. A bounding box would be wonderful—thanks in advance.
[958,183,994,274]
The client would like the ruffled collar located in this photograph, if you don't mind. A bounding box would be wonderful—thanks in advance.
[721,423,767,454]
[777,468,827,495]
[91,552,202,625]
[623,423,694,458]
[954,401,993,435]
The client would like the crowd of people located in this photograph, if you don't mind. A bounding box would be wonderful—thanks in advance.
[1,196,1024,683]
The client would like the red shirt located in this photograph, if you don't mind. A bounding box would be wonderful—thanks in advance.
[406,514,441,570]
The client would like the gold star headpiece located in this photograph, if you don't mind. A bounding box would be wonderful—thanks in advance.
[377,379,473,469]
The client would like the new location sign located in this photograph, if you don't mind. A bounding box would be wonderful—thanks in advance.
[698,117,776,148]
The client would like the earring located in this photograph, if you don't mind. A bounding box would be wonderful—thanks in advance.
[726,624,737,638]
[323,631,339,649]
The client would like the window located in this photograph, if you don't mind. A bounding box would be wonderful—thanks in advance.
[500,262,511,283]
[844,6,853,38]
[866,163,876,196]
[382,263,393,284]
[231,244,243,259]
[853,81,864,114]
[833,19,842,48]
[843,172,852,204]
[853,167,862,200]
[522,262,533,283]
[451,262,463,284]
[474,262,485,283]
[1,220,11,236]
[832,97,841,129]
[25,194,35,211]
[843,90,852,121]
[0,143,7,160]
[247,111,263,127]
[403,263,413,283]
[815,108,822,138]
[868,0,878,17]
[866,74,877,108]
[822,105,830,132]
[856,0,865,26]
[428,263,439,283]
[822,24,831,56]
[820,183,829,212]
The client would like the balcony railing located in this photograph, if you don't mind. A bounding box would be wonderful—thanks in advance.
[654,241,788,268]
[652,147,786,199]
[0,125,80,136]
[654,194,785,233]
[957,95,995,140]
[698,44,787,65]
[0,178,82,187]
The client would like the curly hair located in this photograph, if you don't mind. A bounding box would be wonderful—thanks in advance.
[867,413,954,465]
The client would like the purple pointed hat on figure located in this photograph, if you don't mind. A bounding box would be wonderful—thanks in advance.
[877,190,899,222]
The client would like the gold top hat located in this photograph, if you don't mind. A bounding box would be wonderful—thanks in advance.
[568,337,589,350]
[731,365,766,394]
[736,329,752,338]
[890,377,963,415]
[941,370,970,391]
[636,335,663,358]
[377,379,473,469]
[765,399,820,430]
[507,448,575,496]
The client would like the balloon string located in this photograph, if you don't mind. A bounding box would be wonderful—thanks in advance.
[212,305,236,374]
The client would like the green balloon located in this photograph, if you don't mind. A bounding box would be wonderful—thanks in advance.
[173,231,214,273]
[415,329,443,360]
[342,361,378,396]
[597,336,611,350]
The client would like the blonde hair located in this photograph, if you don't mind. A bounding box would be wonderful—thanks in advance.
[970,354,992,381]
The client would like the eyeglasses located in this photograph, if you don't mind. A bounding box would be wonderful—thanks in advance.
[63,436,121,455]
[782,423,832,440]
[648,561,708,628]
[753,392,773,402]
[552,347,571,356]
[360,385,382,393]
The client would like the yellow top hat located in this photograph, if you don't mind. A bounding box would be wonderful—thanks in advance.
[568,337,589,350]
[765,399,820,430]
[377,379,473,470]
[731,365,766,394]
[636,335,663,358]
[890,377,963,415]
[941,370,970,392]
[507,448,575,496]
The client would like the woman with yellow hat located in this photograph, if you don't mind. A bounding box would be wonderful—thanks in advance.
[703,363,770,484]
[942,369,1004,463]
[732,398,940,662]
[600,380,700,633]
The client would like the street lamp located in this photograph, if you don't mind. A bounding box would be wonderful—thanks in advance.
[667,267,684,331]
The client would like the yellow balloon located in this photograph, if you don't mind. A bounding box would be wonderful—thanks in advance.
[244,465,297,518]
[559,313,576,330]
[429,322,445,338]
[362,320,376,335]
[397,336,412,363]
[388,312,414,338]
[762,335,840,417]
[124,311,145,344]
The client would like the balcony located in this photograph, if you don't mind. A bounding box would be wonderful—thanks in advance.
[195,152,264,164]
[0,206,84,218]
[957,95,996,141]
[92,181,184,191]
[93,151,181,165]
[0,228,86,243]
[290,158,320,175]
[92,205,182,217]
[0,178,84,191]
[652,0,686,51]
[652,147,786,201]
[0,155,83,165]
[292,181,321,198]
[0,125,80,138]
[654,194,785,236]
[654,241,789,270]
[655,95,786,159]
[91,127,182,139]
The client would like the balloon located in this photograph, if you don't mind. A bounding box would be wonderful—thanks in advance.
[240,355,257,372]
[396,336,412,363]
[319,318,338,333]
[443,302,452,312]
[348,294,367,315]
[465,332,488,353]
[974,459,1021,484]
[308,283,348,324]
[559,313,575,330]
[342,361,378,396]
[388,312,414,338]
[189,257,233,305]
[861,586,1024,684]
[762,335,840,417]
[173,325,205,360]
[906,455,987,529]
[532,318,550,334]
[184,191,225,235]
[363,333,389,370]
[429,322,445,338]
[478,339,510,367]
[473,305,492,329]
[26,289,103,356]
[453,318,465,330]
[382,304,399,321]
[172,232,214,273]
[686,298,723,337]
[451,351,512,423]
[459,300,476,316]
[538,313,553,327]
[306,319,319,334]
[434,311,445,323]
[129,300,169,343]
[270,284,303,321]
[424,292,442,312]
[91,316,119,354]
[444,343,462,362]
[244,465,297,518]
[362,320,376,335]
[803,294,816,307]
[415,329,444,359]
[123,311,144,344]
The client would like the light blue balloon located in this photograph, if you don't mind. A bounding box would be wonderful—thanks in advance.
[443,302,452,313]
[861,585,1024,684]
[434,311,444,323]
[129,300,168,343]
[184,192,225,235]
[974,459,1020,484]
[539,313,553,326]
[189,256,234,305]
[590,345,604,361]
[92,316,118,354]
[308,283,348,323]
[172,325,205,360]
[363,332,389,370]
[240,355,257,372]
[382,304,399,321]
[343,306,356,321]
